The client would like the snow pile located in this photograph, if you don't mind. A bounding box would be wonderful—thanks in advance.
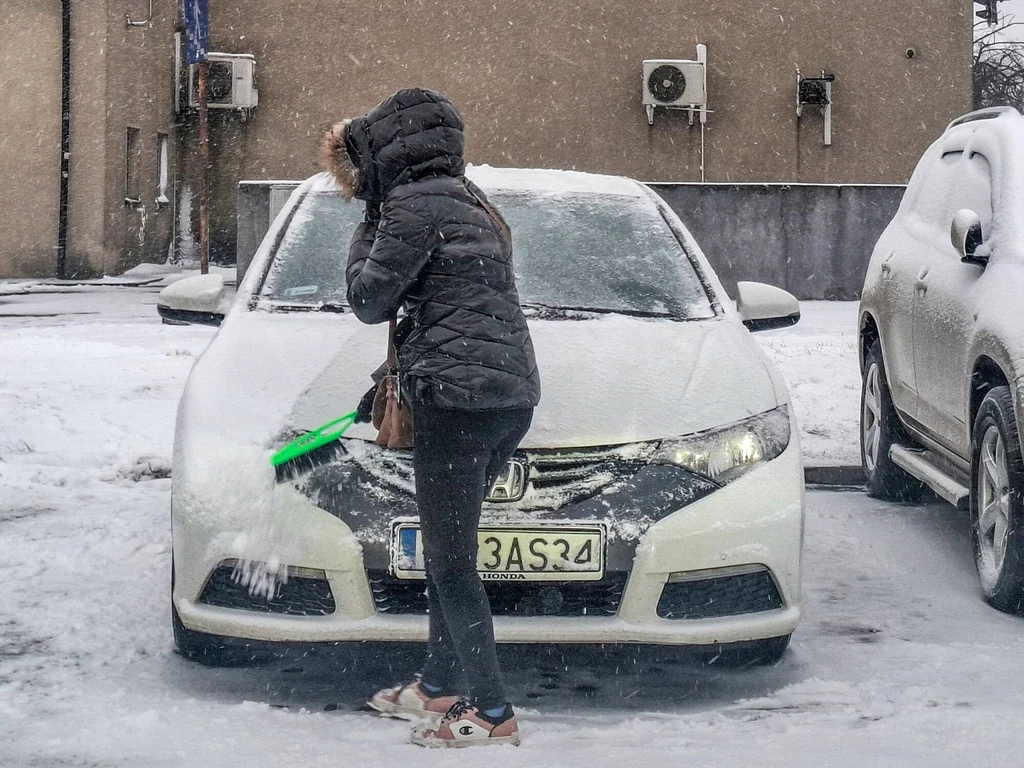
[5,290,1024,766]
[756,302,861,466]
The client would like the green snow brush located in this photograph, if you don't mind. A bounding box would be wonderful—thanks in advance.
[271,410,358,483]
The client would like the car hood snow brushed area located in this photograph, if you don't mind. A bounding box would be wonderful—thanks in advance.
[283,313,781,449]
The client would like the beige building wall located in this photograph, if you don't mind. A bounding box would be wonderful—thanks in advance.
[0,0,177,279]
[0,0,62,277]
[95,0,178,275]
[195,0,973,258]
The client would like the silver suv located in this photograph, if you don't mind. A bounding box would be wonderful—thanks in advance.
[859,106,1024,614]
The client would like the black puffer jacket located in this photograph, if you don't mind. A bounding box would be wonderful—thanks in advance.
[344,89,541,411]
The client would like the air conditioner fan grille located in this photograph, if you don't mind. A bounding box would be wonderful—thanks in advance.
[648,65,687,103]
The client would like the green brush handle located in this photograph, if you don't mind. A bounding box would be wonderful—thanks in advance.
[271,410,359,468]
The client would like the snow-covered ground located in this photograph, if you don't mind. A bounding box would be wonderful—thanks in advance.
[3,288,1022,766]
[758,302,861,467]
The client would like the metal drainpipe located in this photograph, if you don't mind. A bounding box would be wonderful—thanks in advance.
[56,0,71,279]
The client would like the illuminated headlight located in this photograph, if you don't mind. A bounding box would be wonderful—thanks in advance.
[652,406,791,484]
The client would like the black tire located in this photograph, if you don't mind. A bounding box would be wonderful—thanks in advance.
[698,634,791,668]
[970,386,1024,614]
[171,560,276,667]
[860,341,923,501]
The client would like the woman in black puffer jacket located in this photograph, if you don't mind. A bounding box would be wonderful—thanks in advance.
[323,88,540,748]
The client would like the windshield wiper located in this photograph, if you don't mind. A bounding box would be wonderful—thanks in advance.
[315,302,348,313]
[258,298,349,313]
[521,302,674,319]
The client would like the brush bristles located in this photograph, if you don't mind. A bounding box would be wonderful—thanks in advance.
[274,441,348,483]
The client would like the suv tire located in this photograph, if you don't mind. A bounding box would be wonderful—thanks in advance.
[970,386,1024,614]
[860,341,923,501]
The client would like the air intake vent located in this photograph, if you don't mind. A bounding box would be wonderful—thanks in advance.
[657,567,782,620]
[198,564,335,616]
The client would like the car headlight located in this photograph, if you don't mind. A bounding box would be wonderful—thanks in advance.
[652,405,791,485]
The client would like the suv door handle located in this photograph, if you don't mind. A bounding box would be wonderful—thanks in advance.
[914,266,930,295]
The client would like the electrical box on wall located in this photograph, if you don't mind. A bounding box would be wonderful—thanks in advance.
[188,53,259,110]
[642,45,707,126]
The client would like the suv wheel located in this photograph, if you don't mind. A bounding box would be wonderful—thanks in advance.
[971,386,1024,614]
[861,341,922,501]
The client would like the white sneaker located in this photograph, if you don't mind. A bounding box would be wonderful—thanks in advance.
[410,700,520,748]
[367,679,461,724]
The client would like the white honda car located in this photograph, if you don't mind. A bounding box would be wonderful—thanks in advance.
[162,167,805,666]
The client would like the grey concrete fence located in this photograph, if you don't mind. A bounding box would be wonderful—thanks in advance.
[238,180,905,301]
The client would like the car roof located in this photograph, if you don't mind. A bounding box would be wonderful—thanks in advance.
[306,166,647,198]
[940,106,1024,155]
[465,165,646,197]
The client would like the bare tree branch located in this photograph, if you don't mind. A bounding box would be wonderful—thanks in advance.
[974,18,1024,112]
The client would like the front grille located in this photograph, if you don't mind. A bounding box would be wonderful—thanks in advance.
[342,442,653,510]
[368,570,628,617]
[657,568,783,620]
[525,447,647,502]
[198,565,336,616]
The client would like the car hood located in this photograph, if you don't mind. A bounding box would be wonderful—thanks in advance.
[177,310,781,459]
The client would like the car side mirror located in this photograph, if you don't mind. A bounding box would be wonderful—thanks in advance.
[157,274,227,326]
[736,281,801,332]
[951,209,987,265]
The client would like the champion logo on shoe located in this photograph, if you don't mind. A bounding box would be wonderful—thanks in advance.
[456,723,481,739]
[410,700,520,748]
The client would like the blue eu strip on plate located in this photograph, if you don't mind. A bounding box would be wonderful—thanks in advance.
[400,527,418,563]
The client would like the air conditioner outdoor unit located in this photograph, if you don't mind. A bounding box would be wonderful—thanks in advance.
[642,46,707,125]
[188,53,258,110]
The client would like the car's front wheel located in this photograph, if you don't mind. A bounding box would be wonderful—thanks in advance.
[971,387,1024,614]
[861,341,922,501]
[171,560,276,667]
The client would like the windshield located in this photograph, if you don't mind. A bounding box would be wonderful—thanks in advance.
[261,186,715,318]
[261,191,364,305]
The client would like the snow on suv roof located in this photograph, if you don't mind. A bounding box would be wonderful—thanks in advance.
[465,164,645,197]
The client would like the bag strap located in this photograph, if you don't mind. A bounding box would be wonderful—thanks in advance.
[464,179,511,242]
[386,317,398,369]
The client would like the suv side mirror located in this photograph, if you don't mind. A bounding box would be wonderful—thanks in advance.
[951,209,987,265]
[157,274,227,326]
[736,281,801,332]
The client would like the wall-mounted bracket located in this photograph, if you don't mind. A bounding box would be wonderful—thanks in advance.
[125,0,153,27]
[796,69,836,146]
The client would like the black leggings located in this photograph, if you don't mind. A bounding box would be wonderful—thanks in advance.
[412,400,533,710]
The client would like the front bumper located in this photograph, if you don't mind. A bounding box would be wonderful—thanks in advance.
[172,432,803,647]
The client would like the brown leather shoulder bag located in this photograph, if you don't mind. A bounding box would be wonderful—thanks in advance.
[371,317,414,449]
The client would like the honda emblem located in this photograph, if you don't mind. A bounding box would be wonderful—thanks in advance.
[486,458,527,502]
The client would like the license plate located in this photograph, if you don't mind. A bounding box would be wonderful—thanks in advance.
[391,523,605,581]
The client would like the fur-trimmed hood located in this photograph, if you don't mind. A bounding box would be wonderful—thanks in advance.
[321,119,359,199]
[321,88,465,203]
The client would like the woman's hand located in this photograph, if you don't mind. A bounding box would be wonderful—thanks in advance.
[355,382,379,424]
[364,201,382,226]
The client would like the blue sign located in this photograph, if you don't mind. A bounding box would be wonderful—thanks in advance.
[184,0,208,64]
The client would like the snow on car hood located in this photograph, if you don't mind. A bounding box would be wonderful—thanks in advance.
[177,310,780,460]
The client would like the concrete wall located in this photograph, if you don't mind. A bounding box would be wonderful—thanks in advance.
[194,0,970,262]
[654,184,906,300]
[236,181,904,301]
[0,0,177,279]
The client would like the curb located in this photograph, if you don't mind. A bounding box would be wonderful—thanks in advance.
[804,465,866,487]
